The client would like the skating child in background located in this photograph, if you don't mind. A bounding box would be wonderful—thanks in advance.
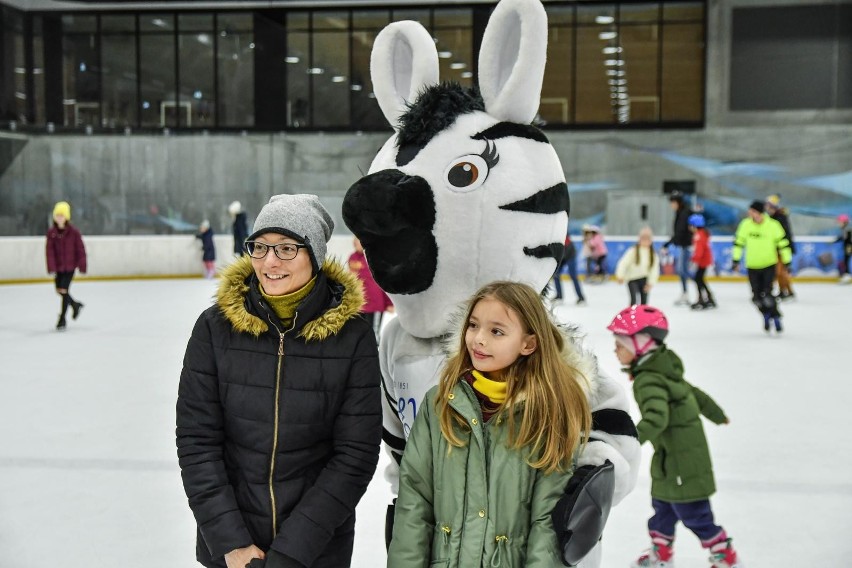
[615,226,660,306]
[195,220,216,278]
[387,281,592,567]
[606,305,741,568]
[348,237,393,340]
[582,225,608,283]
[688,214,716,309]
[45,200,87,330]
[836,213,851,284]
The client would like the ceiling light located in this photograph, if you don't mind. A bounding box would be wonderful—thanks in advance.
[450,62,466,70]
[438,51,452,59]
[350,84,363,91]
[595,16,615,25]
[332,75,346,83]
[151,18,167,28]
[604,59,624,66]
[602,46,622,55]
[285,56,300,64]
[599,31,617,41]
[460,71,473,79]
[307,67,324,74]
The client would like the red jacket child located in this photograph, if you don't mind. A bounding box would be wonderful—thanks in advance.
[690,227,713,269]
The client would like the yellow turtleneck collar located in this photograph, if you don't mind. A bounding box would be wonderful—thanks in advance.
[260,276,316,328]
[470,370,507,404]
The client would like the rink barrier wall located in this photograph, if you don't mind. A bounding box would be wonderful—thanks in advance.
[0,235,843,284]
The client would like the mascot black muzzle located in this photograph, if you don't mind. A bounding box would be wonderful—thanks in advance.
[342,169,437,295]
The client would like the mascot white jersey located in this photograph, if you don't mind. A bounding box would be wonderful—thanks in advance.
[342,0,640,565]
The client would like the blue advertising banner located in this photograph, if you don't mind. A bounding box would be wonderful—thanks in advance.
[568,237,843,277]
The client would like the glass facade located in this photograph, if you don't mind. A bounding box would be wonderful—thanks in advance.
[1,2,706,132]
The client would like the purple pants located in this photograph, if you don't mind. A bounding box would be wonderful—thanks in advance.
[648,498,725,546]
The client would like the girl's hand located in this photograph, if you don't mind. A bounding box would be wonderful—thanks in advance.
[643,284,651,292]
[225,545,265,568]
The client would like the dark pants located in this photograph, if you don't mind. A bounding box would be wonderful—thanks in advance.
[54,271,77,319]
[694,267,713,301]
[367,311,384,342]
[586,255,607,279]
[627,278,648,305]
[648,498,724,545]
[553,257,585,301]
[747,266,780,317]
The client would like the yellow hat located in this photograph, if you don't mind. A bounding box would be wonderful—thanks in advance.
[766,194,781,207]
[53,201,71,221]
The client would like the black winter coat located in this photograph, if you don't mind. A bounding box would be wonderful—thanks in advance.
[771,209,796,254]
[176,256,382,568]
[665,205,694,249]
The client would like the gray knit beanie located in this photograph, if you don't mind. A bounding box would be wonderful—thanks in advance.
[248,194,334,272]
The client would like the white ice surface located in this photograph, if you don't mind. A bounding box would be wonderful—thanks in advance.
[1,278,850,567]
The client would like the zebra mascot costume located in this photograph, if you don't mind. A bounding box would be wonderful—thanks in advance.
[343,0,640,565]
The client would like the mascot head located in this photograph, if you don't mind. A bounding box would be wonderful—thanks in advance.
[343,0,568,339]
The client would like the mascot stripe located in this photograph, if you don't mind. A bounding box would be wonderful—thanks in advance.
[383,429,406,454]
[472,122,550,143]
[523,242,564,263]
[592,408,640,438]
[499,182,570,215]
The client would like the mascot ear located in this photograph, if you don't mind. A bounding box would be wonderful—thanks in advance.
[478,0,548,124]
[371,20,440,128]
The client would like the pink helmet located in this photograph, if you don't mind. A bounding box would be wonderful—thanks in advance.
[839,214,850,224]
[606,305,669,343]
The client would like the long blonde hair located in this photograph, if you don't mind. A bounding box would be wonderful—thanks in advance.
[436,281,591,473]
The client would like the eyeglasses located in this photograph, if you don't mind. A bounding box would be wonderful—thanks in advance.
[244,241,307,260]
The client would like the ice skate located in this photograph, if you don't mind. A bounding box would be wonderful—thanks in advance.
[56,315,67,330]
[763,314,771,333]
[772,317,782,333]
[71,301,84,320]
[631,537,674,568]
[674,293,690,306]
[690,301,705,310]
[708,537,741,568]
[840,273,852,284]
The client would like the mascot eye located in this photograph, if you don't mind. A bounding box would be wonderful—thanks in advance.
[444,155,490,192]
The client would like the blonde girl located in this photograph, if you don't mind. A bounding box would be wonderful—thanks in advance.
[615,226,660,306]
[387,281,592,567]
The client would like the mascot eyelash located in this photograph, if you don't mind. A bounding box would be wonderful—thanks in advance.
[444,140,500,192]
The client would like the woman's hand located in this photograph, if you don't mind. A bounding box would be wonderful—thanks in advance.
[225,545,265,568]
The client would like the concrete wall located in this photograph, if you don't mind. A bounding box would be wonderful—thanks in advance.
[1,234,359,281]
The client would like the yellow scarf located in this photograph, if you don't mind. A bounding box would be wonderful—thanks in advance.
[260,277,316,329]
[470,370,507,404]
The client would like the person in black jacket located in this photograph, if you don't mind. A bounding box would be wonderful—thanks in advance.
[177,193,383,568]
[661,192,694,306]
[229,200,249,256]
[765,195,796,300]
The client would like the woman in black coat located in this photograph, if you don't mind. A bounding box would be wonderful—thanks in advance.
[177,194,383,568]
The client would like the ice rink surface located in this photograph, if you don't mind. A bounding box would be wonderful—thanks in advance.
[1,276,850,568]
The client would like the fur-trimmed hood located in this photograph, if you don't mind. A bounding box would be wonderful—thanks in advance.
[216,255,365,341]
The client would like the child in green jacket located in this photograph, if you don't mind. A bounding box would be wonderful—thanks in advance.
[607,304,742,568]
[387,281,593,567]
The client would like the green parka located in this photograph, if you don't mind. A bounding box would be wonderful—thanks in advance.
[629,345,727,503]
[387,382,571,568]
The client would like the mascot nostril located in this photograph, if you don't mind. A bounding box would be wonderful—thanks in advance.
[343,169,438,295]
